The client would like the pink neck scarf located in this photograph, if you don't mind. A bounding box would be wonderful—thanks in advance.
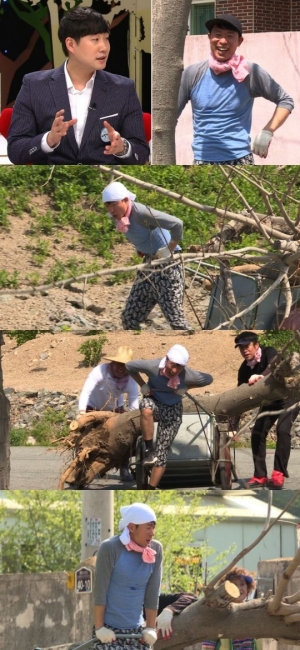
[209,52,249,82]
[125,539,156,563]
[247,347,262,369]
[160,366,181,389]
[115,199,132,233]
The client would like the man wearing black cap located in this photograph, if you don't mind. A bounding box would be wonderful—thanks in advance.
[234,331,300,489]
[178,14,294,165]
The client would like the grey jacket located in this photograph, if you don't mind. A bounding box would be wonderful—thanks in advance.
[178,60,294,117]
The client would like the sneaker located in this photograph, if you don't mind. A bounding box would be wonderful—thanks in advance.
[244,476,268,489]
[267,470,285,490]
[142,450,157,465]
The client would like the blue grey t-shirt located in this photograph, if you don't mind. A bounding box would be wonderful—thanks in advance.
[111,202,183,256]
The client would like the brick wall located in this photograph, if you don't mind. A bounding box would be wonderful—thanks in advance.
[291,0,300,30]
[214,0,300,32]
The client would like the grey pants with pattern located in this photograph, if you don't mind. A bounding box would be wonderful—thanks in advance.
[194,153,255,165]
[121,260,190,330]
[94,625,150,650]
[140,397,183,466]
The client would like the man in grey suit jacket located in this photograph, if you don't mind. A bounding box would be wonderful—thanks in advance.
[7,7,149,165]
[102,181,192,331]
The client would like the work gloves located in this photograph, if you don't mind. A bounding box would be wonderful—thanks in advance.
[156,608,173,639]
[95,627,116,643]
[156,246,171,259]
[252,130,273,157]
[142,627,158,645]
[141,383,151,396]
[175,387,187,396]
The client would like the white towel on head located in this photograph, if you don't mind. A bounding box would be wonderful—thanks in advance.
[119,502,156,545]
[163,344,189,366]
[102,181,136,203]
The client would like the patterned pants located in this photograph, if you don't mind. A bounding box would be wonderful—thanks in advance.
[140,397,183,466]
[121,261,190,330]
[194,153,255,165]
[94,625,150,650]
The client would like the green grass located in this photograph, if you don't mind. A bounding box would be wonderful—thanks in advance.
[0,270,20,288]
[2,165,300,285]
[6,330,42,346]
[10,408,70,446]
[78,334,108,366]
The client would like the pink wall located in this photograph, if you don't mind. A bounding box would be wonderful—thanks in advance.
[176,32,300,165]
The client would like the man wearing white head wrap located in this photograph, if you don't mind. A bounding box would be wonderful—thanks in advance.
[94,502,162,650]
[102,181,192,331]
[126,345,213,488]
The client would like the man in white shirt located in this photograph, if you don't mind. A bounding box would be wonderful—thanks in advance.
[78,345,139,482]
[7,7,149,165]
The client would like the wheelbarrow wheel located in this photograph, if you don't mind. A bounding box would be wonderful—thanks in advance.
[135,436,149,489]
[217,428,232,490]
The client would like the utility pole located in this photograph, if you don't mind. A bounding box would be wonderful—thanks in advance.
[81,491,114,560]
[0,332,10,489]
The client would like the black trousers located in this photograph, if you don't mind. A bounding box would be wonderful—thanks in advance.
[251,398,300,478]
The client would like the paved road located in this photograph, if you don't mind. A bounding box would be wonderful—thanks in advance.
[9,446,300,491]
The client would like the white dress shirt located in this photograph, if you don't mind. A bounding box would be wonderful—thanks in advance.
[41,61,131,157]
[78,363,139,413]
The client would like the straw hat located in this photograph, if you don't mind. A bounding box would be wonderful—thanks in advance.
[104,346,134,364]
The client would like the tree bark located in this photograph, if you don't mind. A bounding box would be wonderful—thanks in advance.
[152,0,192,163]
[0,332,10,488]
[59,354,300,488]
[155,598,300,650]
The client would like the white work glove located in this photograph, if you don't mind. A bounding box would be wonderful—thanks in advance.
[156,608,174,639]
[175,387,187,396]
[95,627,116,643]
[251,130,273,158]
[156,246,171,260]
[248,374,264,385]
[141,383,151,396]
[142,628,158,645]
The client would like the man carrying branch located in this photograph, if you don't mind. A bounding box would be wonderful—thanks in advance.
[102,181,191,331]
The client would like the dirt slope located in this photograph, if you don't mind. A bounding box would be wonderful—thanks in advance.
[2,330,240,396]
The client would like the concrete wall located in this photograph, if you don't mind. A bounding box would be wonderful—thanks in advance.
[1,572,94,650]
[176,31,300,165]
[258,559,300,650]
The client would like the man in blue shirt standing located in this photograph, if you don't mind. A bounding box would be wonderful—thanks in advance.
[94,502,162,650]
[102,181,191,330]
[178,14,294,165]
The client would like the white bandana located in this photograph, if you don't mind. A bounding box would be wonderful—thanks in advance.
[158,344,189,368]
[102,181,136,203]
[119,502,156,544]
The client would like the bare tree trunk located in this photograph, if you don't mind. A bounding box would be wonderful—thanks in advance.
[0,332,10,488]
[152,0,192,163]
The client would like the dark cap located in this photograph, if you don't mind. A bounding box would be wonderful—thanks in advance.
[206,14,243,36]
[226,572,253,585]
[234,331,258,348]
